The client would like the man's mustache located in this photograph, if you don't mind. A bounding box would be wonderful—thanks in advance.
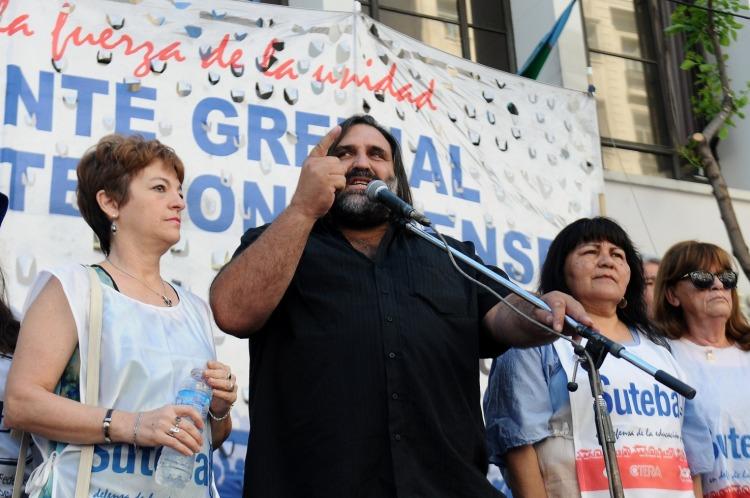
[345,168,377,182]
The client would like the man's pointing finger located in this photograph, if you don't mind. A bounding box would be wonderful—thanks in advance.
[309,125,342,158]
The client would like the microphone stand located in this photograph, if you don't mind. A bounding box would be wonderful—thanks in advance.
[402,221,696,498]
[574,341,624,498]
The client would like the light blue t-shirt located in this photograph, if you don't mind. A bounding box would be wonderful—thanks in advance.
[483,331,714,476]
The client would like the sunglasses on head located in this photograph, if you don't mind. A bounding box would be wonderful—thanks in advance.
[680,270,738,290]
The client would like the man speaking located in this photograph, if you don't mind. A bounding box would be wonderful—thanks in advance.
[210,115,590,497]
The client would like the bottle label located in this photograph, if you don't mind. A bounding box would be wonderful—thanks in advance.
[176,388,211,416]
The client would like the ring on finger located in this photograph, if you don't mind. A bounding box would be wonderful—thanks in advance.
[167,425,181,437]
[228,380,235,391]
[174,416,181,426]
[226,370,231,380]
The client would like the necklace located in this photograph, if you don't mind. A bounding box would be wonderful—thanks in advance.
[705,348,715,362]
[686,335,730,363]
[105,258,173,307]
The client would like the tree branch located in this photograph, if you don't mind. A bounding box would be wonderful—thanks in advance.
[708,0,732,98]
[691,134,750,275]
[702,0,735,141]
[671,0,750,281]
[703,97,734,140]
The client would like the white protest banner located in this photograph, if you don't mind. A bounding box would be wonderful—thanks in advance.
[0,0,602,487]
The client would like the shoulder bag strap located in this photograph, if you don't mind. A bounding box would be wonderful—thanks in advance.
[11,430,30,498]
[75,267,104,498]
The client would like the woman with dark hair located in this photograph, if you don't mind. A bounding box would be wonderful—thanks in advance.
[0,268,30,497]
[0,192,34,497]
[0,272,18,355]
[484,217,712,498]
[5,135,237,497]
[653,241,750,497]
[0,192,15,356]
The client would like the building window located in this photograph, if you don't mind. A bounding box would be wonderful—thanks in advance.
[581,0,678,178]
[361,0,515,72]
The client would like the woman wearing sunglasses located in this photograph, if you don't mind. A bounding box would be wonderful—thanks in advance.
[484,218,712,498]
[653,241,750,497]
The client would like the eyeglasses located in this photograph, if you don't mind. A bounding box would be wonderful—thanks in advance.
[680,270,738,290]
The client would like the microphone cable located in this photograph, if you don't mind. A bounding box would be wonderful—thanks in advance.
[427,224,645,494]
[428,224,593,390]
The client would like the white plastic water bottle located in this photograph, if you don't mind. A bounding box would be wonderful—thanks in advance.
[154,368,212,488]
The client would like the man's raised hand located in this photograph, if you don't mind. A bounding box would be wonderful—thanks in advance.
[288,125,346,221]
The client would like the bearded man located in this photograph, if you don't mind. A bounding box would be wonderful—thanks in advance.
[209,114,590,498]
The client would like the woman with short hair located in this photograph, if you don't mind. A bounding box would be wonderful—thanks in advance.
[484,217,712,498]
[5,135,237,497]
[653,240,750,497]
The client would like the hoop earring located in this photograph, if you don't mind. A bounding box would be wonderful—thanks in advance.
[618,297,627,309]
[111,221,118,233]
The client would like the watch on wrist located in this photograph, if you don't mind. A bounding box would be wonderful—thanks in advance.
[102,408,114,444]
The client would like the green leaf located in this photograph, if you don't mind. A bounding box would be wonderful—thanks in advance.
[699,63,714,72]
[719,127,729,140]
[680,60,697,70]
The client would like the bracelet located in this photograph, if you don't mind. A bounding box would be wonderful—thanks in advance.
[102,408,114,444]
[132,412,143,447]
[208,407,231,421]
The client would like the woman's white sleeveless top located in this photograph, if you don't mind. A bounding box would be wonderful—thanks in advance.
[23,264,219,498]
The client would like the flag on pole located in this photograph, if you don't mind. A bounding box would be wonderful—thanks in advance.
[518,0,578,79]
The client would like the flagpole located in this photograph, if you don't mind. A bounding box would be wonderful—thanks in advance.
[577,0,591,68]
[518,0,578,79]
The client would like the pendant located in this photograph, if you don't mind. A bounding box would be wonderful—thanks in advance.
[162,295,173,307]
[706,349,715,362]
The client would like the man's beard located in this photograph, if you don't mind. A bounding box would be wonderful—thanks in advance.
[329,169,399,229]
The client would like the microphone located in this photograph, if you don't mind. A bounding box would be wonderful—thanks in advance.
[366,180,431,226]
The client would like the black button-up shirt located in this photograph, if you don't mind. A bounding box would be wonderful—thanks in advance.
[236,220,509,498]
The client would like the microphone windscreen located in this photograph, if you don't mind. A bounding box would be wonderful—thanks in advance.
[365,180,387,201]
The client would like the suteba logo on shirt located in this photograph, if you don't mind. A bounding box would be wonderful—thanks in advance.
[91,444,210,486]
[714,427,750,459]
[600,375,682,418]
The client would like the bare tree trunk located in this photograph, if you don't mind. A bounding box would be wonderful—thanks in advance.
[688,0,750,280]
[693,134,750,278]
